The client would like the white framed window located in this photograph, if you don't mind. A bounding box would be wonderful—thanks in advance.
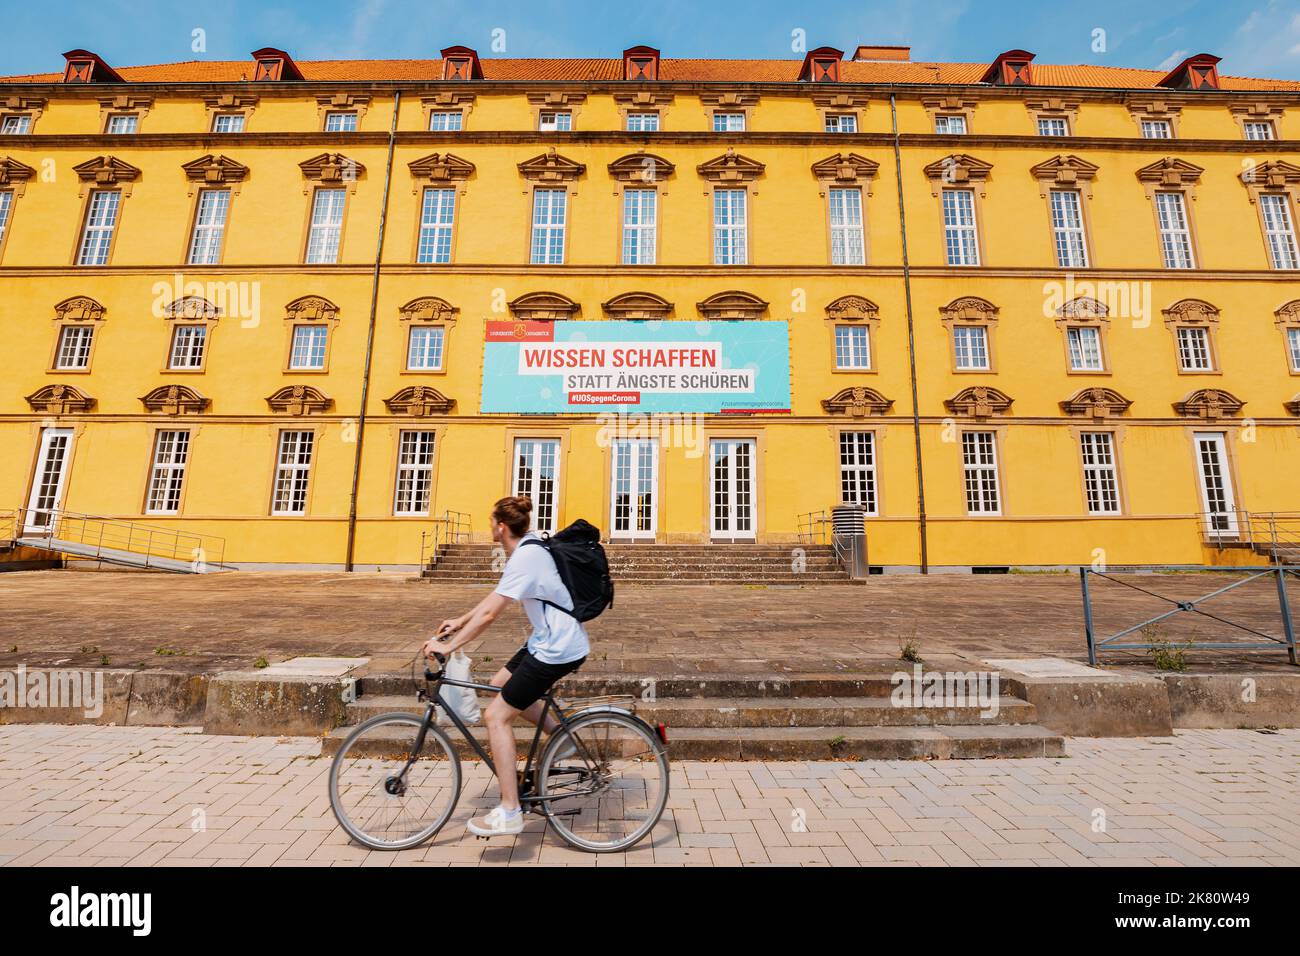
[54,325,95,370]
[834,325,871,369]
[1244,120,1275,141]
[1155,192,1195,269]
[289,324,328,370]
[416,188,455,264]
[212,113,245,133]
[428,111,463,131]
[1049,189,1088,268]
[305,188,345,264]
[712,189,747,265]
[1066,326,1104,371]
[1176,326,1213,371]
[961,431,1001,515]
[168,325,207,369]
[1,114,32,134]
[934,114,967,134]
[145,430,190,515]
[77,190,121,266]
[713,112,745,132]
[187,188,230,265]
[1288,327,1300,371]
[1140,119,1173,139]
[538,111,572,132]
[106,113,138,134]
[530,188,567,265]
[1079,432,1120,515]
[825,113,857,133]
[324,111,358,132]
[839,431,878,514]
[393,431,436,516]
[952,325,990,370]
[407,326,445,370]
[1037,117,1069,136]
[1259,194,1299,269]
[621,189,657,265]
[626,111,659,131]
[0,189,12,247]
[829,187,865,265]
[271,430,314,515]
[942,188,979,266]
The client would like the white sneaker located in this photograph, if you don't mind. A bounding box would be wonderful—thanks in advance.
[467,805,525,837]
[551,734,577,762]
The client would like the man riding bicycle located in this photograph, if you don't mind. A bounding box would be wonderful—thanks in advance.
[423,495,588,837]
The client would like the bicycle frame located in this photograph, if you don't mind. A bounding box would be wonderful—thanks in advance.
[404,666,597,808]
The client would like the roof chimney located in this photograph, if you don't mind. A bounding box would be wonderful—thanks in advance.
[852,45,910,62]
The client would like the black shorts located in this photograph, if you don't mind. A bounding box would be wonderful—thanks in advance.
[500,646,585,710]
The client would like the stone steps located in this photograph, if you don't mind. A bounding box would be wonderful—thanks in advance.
[330,672,1063,761]
[344,694,1039,728]
[321,720,1064,761]
[424,542,854,584]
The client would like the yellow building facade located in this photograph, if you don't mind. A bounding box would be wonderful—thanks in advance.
[1,45,1298,570]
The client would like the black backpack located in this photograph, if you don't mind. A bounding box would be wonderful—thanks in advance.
[520,519,614,623]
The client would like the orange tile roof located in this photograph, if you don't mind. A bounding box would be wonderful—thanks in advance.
[2,56,1298,91]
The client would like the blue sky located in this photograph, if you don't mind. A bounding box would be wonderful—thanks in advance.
[5,0,1300,79]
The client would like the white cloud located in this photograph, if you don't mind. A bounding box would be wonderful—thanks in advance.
[1157,49,1189,71]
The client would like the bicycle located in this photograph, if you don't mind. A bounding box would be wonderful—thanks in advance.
[328,652,671,853]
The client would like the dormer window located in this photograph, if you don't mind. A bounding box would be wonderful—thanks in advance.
[1158,53,1221,91]
[250,48,305,82]
[62,49,125,84]
[981,50,1035,86]
[623,46,660,81]
[800,47,844,82]
[440,46,483,81]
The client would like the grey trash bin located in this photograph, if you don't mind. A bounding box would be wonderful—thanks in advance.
[830,504,870,579]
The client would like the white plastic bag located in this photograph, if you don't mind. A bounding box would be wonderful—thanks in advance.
[437,651,481,726]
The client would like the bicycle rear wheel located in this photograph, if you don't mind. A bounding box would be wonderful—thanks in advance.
[537,709,669,853]
[328,712,461,851]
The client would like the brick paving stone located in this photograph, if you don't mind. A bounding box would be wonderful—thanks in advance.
[1,725,1298,867]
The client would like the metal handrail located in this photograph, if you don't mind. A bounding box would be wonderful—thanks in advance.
[1199,511,1300,564]
[420,509,473,569]
[9,505,227,571]
[796,508,852,570]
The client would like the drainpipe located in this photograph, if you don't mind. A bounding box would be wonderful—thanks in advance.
[890,93,929,574]
[344,90,400,571]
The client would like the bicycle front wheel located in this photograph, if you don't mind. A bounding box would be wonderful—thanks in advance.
[328,711,461,851]
[537,709,670,853]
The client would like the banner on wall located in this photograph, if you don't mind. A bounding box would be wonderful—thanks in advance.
[480,320,791,414]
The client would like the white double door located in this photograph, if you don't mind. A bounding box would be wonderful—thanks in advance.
[25,428,74,533]
[512,439,561,534]
[610,439,658,540]
[710,438,756,540]
[1194,431,1239,536]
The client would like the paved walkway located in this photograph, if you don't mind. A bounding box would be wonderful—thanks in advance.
[1,725,1296,867]
[0,570,1295,675]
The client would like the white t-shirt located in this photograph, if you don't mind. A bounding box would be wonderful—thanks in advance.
[494,533,590,665]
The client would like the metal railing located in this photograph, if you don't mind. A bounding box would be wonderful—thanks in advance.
[1199,510,1300,564]
[419,509,472,568]
[1081,564,1298,666]
[3,506,227,572]
[796,509,853,571]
